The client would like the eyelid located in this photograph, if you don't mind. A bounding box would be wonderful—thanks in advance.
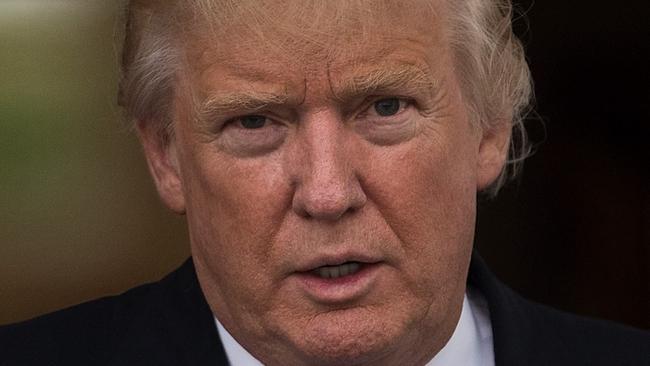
[222,111,284,131]
[357,96,413,119]
[227,114,266,125]
[205,103,294,131]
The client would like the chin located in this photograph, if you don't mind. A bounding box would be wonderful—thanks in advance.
[285,306,410,366]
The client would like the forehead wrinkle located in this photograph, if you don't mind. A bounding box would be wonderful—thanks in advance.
[187,0,442,66]
[192,55,306,107]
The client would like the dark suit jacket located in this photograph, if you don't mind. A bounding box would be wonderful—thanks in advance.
[1,254,648,365]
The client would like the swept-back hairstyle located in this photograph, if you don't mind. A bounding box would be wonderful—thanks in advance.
[118,0,532,195]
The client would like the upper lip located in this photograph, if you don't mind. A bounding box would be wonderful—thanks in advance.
[295,252,383,273]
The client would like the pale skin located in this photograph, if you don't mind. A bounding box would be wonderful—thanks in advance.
[137,1,510,365]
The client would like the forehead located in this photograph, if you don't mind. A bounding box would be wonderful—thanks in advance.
[182,0,449,97]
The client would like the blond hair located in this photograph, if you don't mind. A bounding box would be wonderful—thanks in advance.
[118,0,533,195]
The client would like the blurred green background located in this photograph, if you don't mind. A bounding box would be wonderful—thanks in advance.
[0,0,189,324]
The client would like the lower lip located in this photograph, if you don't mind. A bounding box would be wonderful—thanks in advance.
[292,263,382,304]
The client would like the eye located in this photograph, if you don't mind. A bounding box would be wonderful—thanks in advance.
[356,97,413,121]
[217,113,288,157]
[372,97,405,117]
[238,115,268,129]
[353,97,417,146]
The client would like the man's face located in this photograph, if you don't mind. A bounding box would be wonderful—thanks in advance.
[140,1,508,365]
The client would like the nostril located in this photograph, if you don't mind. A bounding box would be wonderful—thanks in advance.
[292,184,367,221]
[294,193,351,220]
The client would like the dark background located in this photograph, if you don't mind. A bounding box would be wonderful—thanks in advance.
[477,0,650,328]
[1,1,648,329]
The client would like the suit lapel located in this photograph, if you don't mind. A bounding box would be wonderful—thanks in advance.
[467,253,534,366]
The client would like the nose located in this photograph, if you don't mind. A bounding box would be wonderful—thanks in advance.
[290,110,367,221]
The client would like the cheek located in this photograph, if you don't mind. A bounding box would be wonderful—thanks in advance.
[364,131,478,232]
[359,130,478,289]
[179,144,291,298]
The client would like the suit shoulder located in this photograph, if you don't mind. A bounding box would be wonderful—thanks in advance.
[525,297,649,355]
[0,260,196,365]
[468,254,649,365]
[494,282,650,365]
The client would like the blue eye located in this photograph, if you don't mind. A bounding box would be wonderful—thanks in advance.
[373,98,401,117]
[240,115,267,129]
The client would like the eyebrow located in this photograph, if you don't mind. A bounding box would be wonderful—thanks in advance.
[198,90,290,118]
[332,62,439,102]
[194,63,439,127]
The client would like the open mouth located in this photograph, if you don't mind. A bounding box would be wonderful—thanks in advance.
[311,261,362,279]
[295,259,381,302]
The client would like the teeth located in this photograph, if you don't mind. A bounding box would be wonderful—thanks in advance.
[316,262,361,279]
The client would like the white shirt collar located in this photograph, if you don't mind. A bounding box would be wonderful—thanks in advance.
[215,288,494,366]
[215,320,264,366]
[428,287,494,366]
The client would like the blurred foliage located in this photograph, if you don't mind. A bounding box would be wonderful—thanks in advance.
[0,1,189,324]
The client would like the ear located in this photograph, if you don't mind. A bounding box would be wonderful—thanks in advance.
[136,121,186,214]
[476,121,512,191]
